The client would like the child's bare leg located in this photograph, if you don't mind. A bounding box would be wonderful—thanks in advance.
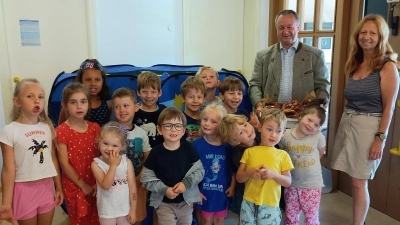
[153,208,159,225]
[195,208,202,225]
[18,215,38,225]
[37,209,55,225]
[213,216,224,225]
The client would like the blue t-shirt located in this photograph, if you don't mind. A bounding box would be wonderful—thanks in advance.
[193,137,233,212]
[182,111,201,144]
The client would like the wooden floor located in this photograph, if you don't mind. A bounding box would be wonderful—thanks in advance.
[1,191,399,225]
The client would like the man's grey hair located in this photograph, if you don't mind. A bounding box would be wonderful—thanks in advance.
[275,9,300,27]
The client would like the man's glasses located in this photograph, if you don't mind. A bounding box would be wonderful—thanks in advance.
[161,123,184,131]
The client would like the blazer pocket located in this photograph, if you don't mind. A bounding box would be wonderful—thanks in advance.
[304,70,313,74]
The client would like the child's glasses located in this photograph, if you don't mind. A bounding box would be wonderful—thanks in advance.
[161,123,184,131]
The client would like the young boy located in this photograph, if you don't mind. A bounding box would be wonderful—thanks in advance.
[219,114,261,218]
[134,71,166,148]
[112,87,152,224]
[219,77,250,119]
[180,76,206,143]
[236,108,293,225]
[196,66,223,107]
[141,108,205,225]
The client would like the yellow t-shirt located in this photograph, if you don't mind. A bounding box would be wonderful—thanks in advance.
[240,146,294,207]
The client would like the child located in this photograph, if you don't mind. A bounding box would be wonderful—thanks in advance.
[0,78,63,225]
[59,59,112,127]
[279,99,326,225]
[219,77,250,119]
[140,107,205,225]
[56,82,101,225]
[134,71,166,148]
[219,114,261,218]
[196,66,222,107]
[112,87,151,224]
[91,121,138,225]
[193,103,235,225]
[236,108,294,225]
[180,76,206,143]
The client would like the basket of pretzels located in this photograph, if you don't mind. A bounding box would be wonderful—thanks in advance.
[256,92,317,128]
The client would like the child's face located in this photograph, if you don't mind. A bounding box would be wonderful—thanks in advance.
[182,88,205,113]
[63,92,89,120]
[232,122,256,146]
[99,132,124,159]
[81,69,103,96]
[201,109,221,137]
[199,69,220,90]
[157,118,185,143]
[14,82,45,117]
[298,113,321,136]
[113,96,139,127]
[220,89,243,113]
[258,119,285,147]
[137,86,161,108]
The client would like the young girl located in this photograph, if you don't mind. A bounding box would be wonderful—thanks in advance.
[219,114,260,219]
[279,99,327,225]
[192,103,235,225]
[0,78,63,224]
[59,59,112,127]
[91,121,138,225]
[56,82,101,225]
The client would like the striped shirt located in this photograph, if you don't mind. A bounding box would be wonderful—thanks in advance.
[345,65,384,113]
[278,40,299,103]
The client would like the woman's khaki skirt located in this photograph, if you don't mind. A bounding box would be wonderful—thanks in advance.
[331,112,382,179]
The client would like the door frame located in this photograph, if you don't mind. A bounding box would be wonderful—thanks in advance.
[0,0,12,185]
[0,0,13,126]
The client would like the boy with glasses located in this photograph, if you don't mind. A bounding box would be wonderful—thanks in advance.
[141,107,205,225]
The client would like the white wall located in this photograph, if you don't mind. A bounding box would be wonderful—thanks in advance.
[0,0,90,124]
[242,0,269,80]
[183,0,244,72]
[95,0,183,66]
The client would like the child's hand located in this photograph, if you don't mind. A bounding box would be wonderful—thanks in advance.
[109,150,122,168]
[225,185,235,198]
[198,192,207,205]
[92,184,97,196]
[172,182,186,194]
[166,187,179,199]
[54,188,64,206]
[0,205,15,225]
[248,165,264,180]
[260,168,277,180]
[127,209,137,224]
[249,111,260,127]
[81,183,94,195]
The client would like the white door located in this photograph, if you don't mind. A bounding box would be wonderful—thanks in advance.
[0,0,90,110]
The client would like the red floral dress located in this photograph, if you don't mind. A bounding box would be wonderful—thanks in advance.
[56,121,100,225]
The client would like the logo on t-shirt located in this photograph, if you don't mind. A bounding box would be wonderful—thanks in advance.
[28,139,48,164]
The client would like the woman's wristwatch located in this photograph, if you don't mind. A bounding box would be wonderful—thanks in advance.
[375,132,387,140]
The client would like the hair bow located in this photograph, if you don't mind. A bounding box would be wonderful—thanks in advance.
[107,124,129,136]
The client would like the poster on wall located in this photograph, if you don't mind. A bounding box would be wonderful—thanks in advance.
[19,19,41,46]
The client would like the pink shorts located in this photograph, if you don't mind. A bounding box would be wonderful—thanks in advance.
[13,178,57,220]
[201,208,228,218]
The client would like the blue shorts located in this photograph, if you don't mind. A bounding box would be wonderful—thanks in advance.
[240,199,281,225]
